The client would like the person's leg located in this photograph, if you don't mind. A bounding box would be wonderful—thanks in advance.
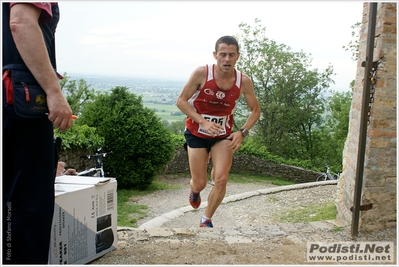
[208,154,215,185]
[187,146,209,194]
[204,139,233,219]
[210,166,215,185]
[3,115,55,264]
[187,146,208,209]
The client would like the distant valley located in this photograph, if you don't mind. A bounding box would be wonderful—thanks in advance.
[68,73,186,122]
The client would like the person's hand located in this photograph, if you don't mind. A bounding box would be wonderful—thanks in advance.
[64,169,78,175]
[226,131,244,152]
[46,91,73,131]
[201,120,224,137]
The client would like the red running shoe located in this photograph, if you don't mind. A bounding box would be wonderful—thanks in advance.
[189,189,201,209]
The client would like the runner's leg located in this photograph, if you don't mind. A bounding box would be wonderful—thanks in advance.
[187,147,208,193]
[204,139,233,218]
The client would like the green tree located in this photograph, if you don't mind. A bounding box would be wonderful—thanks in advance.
[162,119,170,128]
[324,90,352,170]
[235,19,334,162]
[343,22,361,92]
[79,86,174,189]
[53,74,103,153]
[60,73,96,115]
[166,119,186,135]
[342,22,361,61]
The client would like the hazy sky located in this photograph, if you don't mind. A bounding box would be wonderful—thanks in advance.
[55,1,364,92]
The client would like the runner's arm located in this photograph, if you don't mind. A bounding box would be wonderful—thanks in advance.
[176,66,223,135]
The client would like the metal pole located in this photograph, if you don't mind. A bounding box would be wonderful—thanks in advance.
[351,2,378,239]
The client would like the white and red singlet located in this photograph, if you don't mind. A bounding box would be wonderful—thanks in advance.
[185,64,242,138]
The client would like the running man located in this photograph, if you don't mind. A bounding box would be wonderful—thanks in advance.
[176,35,260,227]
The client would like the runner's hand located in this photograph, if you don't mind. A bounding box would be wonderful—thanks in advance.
[201,120,224,137]
[227,131,243,152]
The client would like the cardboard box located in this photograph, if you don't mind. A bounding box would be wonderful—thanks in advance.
[48,176,117,264]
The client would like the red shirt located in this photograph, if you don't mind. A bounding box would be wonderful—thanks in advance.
[185,64,242,138]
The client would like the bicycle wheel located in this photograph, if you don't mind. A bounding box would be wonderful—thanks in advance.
[316,174,327,181]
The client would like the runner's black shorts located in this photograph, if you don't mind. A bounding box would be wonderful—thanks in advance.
[184,129,228,153]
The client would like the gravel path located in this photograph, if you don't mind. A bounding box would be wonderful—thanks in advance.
[89,175,397,265]
[134,176,338,228]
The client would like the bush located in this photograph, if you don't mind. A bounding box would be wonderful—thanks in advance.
[237,138,284,163]
[170,134,186,148]
[54,123,104,151]
[238,138,314,170]
[79,86,175,189]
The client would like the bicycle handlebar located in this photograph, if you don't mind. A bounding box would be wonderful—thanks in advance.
[80,151,113,159]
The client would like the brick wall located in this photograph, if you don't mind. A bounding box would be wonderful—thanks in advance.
[336,2,397,231]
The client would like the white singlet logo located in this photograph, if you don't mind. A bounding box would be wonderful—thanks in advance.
[204,88,214,96]
[216,91,226,100]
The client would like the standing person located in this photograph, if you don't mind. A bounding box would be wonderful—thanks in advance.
[2,2,73,264]
[176,36,260,228]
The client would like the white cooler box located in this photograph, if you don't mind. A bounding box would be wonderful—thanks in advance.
[48,176,117,265]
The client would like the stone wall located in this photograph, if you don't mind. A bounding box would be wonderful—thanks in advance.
[59,149,95,173]
[161,147,321,183]
[336,2,397,231]
[60,146,321,183]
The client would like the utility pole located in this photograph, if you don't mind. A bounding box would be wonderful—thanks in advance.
[351,2,378,239]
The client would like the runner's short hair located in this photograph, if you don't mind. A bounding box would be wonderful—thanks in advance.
[215,36,239,53]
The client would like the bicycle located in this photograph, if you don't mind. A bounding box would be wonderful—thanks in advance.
[316,164,341,181]
[78,148,113,177]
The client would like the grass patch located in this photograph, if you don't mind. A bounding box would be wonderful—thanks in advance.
[117,189,148,227]
[117,179,181,227]
[332,226,344,232]
[275,201,337,223]
[148,180,181,191]
[229,173,297,186]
